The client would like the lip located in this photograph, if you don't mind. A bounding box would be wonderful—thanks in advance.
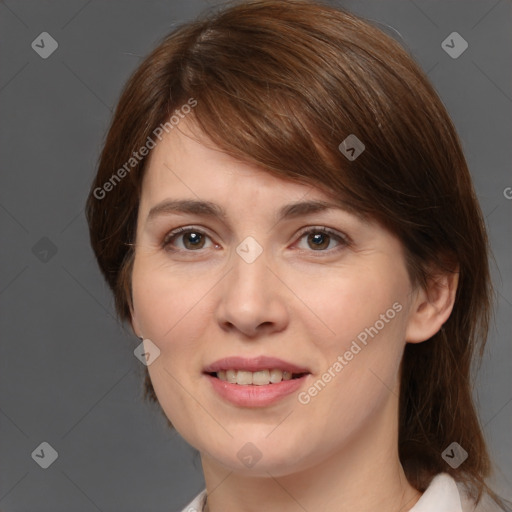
[203,356,310,374]
[203,356,311,408]
[205,373,310,407]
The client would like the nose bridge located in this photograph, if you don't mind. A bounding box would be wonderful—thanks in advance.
[230,245,270,296]
[215,240,288,335]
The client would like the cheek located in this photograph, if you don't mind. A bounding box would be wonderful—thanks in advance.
[130,257,210,397]
[306,267,409,353]
[299,269,410,416]
[131,257,216,431]
[131,256,209,342]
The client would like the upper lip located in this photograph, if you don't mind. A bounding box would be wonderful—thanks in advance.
[203,356,310,374]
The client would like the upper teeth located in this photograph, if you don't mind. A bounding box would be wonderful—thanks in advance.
[216,369,295,385]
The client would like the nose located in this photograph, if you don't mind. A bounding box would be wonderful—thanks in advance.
[214,249,289,338]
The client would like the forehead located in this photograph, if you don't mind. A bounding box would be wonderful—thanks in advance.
[140,118,338,209]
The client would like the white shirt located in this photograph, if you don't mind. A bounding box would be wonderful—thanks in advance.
[178,473,502,512]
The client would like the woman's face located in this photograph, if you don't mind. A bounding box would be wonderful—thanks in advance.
[131,119,420,477]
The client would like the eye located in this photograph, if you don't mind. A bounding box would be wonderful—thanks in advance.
[294,227,349,252]
[162,227,217,251]
[161,226,349,254]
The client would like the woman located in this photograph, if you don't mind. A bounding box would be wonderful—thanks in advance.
[86,1,510,510]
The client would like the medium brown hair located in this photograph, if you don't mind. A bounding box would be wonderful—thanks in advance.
[86,0,508,507]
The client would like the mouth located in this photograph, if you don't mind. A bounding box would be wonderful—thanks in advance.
[206,369,310,386]
[203,356,311,406]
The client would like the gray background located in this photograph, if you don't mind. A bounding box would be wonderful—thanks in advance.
[0,0,511,510]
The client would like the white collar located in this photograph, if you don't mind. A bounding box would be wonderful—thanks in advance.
[410,473,462,512]
[180,473,462,512]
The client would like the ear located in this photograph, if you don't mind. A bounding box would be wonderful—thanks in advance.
[129,306,144,340]
[405,267,459,343]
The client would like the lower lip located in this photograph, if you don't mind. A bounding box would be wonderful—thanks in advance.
[205,374,309,407]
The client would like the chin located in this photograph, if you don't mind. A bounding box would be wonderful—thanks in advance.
[199,432,318,477]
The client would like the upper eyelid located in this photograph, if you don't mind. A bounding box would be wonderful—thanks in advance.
[161,225,219,251]
[295,225,350,243]
[163,225,212,243]
[162,225,349,249]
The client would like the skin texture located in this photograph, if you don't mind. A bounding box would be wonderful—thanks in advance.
[130,119,458,512]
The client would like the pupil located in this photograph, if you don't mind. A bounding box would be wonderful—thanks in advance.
[309,232,329,249]
[186,232,202,247]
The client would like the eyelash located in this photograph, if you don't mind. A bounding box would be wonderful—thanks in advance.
[161,225,350,255]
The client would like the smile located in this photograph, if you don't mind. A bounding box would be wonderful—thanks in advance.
[211,369,307,385]
[203,356,311,407]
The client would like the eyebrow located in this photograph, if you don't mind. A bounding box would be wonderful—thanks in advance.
[146,198,354,224]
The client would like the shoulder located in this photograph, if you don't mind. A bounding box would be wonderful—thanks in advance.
[179,478,509,512]
[177,489,207,512]
[410,473,508,512]
[411,473,463,511]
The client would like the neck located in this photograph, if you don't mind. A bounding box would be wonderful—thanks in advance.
[200,397,422,512]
